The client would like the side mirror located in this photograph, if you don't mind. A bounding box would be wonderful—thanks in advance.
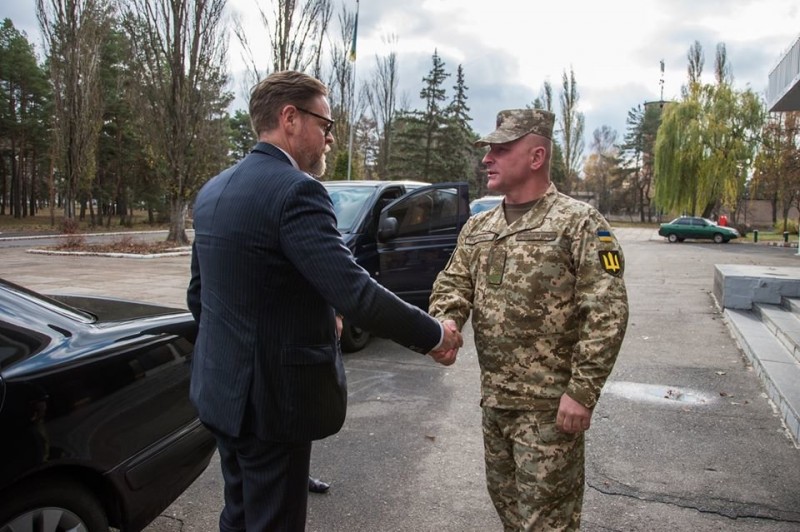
[378,217,398,242]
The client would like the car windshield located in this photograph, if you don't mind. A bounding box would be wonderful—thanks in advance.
[325,184,378,232]
[470,197,503,215]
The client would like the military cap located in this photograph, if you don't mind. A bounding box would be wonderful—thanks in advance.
[475,108,555,146]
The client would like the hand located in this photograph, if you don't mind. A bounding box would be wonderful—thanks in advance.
[556,393,592,434]
[428,320,462,366]
[335,315,343,338]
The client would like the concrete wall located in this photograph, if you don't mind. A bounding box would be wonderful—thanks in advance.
[735,200,800,230]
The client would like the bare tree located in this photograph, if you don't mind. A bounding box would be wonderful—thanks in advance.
[588,125,618,214]
[36,0,112,220]
[532,80,554,111]
[559,67,584,193]
[365,34,399,179]
[714,42,732,85]
[327,5,356,140]
[234,0,333,87]
[686,40,704,88]
[122,0,232,244]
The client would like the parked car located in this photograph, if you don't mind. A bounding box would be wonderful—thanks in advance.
[323,180,470,351]
[469,195,503,215]
[0,278,216,532]
[658,216,740,243]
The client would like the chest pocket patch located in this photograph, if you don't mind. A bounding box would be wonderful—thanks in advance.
[516,230,558,242]
[466,233,496,245]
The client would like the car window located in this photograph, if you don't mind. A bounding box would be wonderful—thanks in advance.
[327,186,376,232]
[384,187,464,238]
[0,323,47,369]
[392,193,433,237]
[673,218,690,225]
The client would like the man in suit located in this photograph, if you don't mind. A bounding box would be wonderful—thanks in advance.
[187,70,462,532]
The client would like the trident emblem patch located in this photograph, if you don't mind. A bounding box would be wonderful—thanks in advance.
[598,250,623,277]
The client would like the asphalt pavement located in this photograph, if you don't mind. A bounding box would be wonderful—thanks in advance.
[2,227,799,531]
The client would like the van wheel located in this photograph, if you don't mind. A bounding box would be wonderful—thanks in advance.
[340,321,370,352]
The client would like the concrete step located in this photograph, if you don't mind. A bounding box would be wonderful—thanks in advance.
[725,308,800,444]
[782,296,800,314]
[752,302,800,364]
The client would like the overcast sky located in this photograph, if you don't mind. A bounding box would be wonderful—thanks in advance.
[5,0,800,149]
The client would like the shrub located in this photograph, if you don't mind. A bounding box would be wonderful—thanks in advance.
[58,217,85,249]
[733,223,750,237]
[59,217,80,234]
[773,219,799,235]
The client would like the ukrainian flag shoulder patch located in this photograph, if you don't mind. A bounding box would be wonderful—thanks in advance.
[597,230,613,243]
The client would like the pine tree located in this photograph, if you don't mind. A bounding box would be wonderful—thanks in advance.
[388,50,450,181]
[440,65,479,184]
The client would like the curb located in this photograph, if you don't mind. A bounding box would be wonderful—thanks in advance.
[26,248,191,259]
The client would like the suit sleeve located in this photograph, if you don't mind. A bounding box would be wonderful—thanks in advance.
[279,178,443,354]
[566,213,629,409]
[187,241,201,323]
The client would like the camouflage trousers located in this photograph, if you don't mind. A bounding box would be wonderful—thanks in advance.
[482,407,585,532]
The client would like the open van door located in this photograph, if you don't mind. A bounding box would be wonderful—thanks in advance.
[376,182,469,309]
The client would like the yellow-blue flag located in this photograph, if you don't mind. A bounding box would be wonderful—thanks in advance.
[349,0,358,62]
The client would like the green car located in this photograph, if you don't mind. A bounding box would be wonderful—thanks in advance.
[658,216,740,243]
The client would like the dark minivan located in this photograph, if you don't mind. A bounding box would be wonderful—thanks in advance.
[323,180,470,351]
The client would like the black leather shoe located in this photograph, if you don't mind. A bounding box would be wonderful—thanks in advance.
[308,476,330,494]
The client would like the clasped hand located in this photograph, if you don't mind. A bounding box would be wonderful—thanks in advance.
[428,319,462,366]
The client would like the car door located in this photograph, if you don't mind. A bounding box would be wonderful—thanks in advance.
[375,183,469,310]
[673,218,692,238]
[690,217,709,239]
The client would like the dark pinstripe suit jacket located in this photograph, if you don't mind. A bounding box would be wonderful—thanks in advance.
[187,143,442,442]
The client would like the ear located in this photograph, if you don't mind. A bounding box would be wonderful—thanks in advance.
[530,146,546,171]
[279,104,299,134]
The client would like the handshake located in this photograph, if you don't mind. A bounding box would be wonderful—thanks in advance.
[428,319,462,366]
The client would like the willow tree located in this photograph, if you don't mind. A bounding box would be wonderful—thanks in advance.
[122,0,232,244]
[654,43,763,220]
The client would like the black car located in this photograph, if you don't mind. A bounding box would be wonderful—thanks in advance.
[323,180,470,351]
[0,278,215,532]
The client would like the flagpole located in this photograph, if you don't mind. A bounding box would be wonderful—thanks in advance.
[346,0,359,180]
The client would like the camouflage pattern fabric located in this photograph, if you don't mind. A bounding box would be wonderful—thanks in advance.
[483,408,584,531]
[429,182,628,410]
[429,182,628,530]
[475,108,556,146]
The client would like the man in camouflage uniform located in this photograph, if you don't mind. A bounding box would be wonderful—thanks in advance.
[429,108,628,531]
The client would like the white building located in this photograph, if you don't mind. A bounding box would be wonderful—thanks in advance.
[767,35,800,111]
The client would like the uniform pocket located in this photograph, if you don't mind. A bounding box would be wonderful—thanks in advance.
[537,421,579,444]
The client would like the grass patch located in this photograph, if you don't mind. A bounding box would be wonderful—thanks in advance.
[0,211,174,235]
[743,231,799,243]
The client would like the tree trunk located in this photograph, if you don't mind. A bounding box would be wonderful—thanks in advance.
[166,197,189,244]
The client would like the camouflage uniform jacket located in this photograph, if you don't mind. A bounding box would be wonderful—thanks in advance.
[429,182,629,410]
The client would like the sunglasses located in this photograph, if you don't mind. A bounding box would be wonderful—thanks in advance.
[296,106,335,136]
